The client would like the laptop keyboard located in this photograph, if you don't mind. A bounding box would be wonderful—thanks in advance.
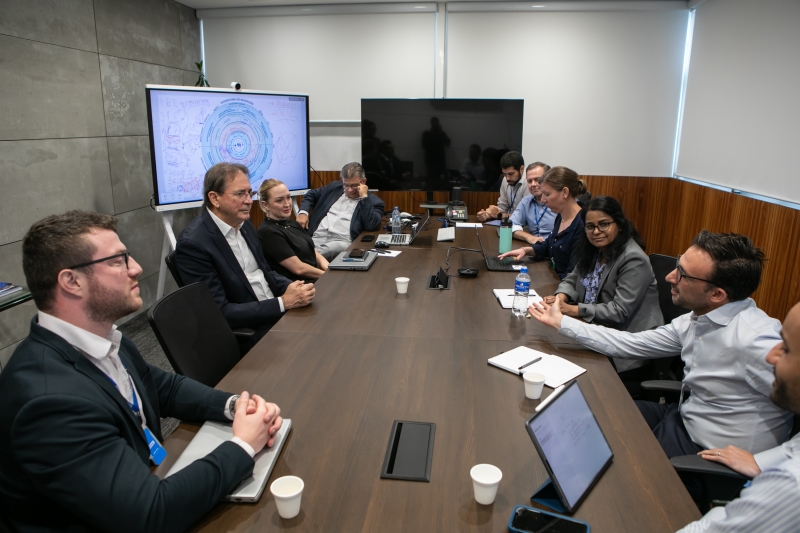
[391,234,407,244]
[485,256,522,271]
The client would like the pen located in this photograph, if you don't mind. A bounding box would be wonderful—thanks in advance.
[518,357,541,374]
[369,249,389,254]
[535,384,566,412]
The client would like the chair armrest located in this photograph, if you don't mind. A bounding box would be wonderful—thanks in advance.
[640,380,683,392]
[232,328,255,337]
[670,455,749,479]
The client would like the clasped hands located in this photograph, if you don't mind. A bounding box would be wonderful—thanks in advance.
[231,391,283,454]
[477,205,501,222]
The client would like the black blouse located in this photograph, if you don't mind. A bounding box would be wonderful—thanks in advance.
[257,217,319,282]
[531,210,584,280]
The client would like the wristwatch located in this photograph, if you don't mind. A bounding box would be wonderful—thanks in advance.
[227,394,240,419]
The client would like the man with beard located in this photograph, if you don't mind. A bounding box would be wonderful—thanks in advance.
[0,210,283,533]
[529,231,793,460]
[677,301,800,532]
[476,151,530,222]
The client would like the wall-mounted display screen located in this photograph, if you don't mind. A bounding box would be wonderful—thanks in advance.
[361,98,523,192]
[147,85,310,210]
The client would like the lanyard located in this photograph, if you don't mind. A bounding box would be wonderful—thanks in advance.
[104,371,143,426]
[531,201,548,232]
[509,184,519,210]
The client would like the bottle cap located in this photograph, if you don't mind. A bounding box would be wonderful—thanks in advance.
[520,266,528,273]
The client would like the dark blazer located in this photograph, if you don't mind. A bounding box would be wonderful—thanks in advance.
[299,181,385,241]
[555,239,664,333]
[0,319,253,533]
[176,209,292,331]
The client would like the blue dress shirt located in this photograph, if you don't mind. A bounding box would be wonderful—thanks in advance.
[509,195,557,238]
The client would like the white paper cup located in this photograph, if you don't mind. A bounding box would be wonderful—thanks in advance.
[270,476,304,519]
[470,464,502,505]
[395,277,410,294]
[523,371,546,400]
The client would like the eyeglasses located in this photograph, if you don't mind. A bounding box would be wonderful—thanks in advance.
[67,252,130,270]
[584,221,615,233]
[342,182,363,191]
[675,254,714,284]
[226,189,256,200]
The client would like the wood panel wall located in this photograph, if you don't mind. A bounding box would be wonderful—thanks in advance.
[251,172,800,321]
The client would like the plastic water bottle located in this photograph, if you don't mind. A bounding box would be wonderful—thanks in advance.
[512,266,531,317]
[391,206,402,235]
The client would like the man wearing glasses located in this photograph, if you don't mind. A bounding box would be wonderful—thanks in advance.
[176,163,315,350]
[0,210,283,532]
[296,162,385,260]
[529,230,793,463]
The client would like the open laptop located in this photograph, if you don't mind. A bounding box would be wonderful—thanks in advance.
[166,419,292,503]
[475,229,525,271]
[525,381,613,513]
[328,250,379,270]
[375,210,429,246]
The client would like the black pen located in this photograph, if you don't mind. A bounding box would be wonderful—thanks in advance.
[518,357,541,374]
[369,249,389,254]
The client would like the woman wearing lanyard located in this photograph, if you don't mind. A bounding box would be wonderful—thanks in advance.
[499,166,586,280]
[542,196,663,376]
[257,179,329,282]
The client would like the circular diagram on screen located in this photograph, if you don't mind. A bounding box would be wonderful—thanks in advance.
[200,100,273,182]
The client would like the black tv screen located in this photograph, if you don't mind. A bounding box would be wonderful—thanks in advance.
[361,98,523,192]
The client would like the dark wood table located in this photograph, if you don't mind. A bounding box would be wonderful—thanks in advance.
[155,217,701,532]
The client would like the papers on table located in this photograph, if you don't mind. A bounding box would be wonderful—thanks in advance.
[483,219,502,226]
[488,346,586,388]
[492,288,542,309]
[370,249,402,258]
[455,222,482,228]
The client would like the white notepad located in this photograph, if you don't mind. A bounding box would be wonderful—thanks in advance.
[492,289,543,309]
[488,346,586,388]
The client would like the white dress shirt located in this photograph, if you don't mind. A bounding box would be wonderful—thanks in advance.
[677,438,800,533]
[207,208,284,313]
[38,312,254,457]
[755,433,800,471]
[558,298,792,452]
[309,193,360,246]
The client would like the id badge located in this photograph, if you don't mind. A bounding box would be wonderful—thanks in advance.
[144,427,168,465]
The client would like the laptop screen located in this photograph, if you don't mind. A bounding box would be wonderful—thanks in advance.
[526,382,613,510]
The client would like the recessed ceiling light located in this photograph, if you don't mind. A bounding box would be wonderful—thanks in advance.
[414,6,427,8]
[532,5,545,7]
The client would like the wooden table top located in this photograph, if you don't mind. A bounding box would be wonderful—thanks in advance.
[154,217,701,532]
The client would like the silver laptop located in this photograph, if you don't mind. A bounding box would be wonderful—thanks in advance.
[166,419,292,503]
[328,250,379,270]
[375,210,430,246]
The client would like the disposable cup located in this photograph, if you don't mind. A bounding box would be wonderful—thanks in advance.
[395,277,410,294]
[270,476,304,519]
[470,464,502,505]
[523,372,546,400]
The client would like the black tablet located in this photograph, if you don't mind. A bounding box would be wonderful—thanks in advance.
[524,381,613,513]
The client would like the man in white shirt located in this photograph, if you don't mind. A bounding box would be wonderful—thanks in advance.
[530,231,793,460]
[0,210,282,532]
[476,151,530,222]
[677,301,800,533]
[297,162,385,260]
[177,163,315,349]
[509,162,558,244]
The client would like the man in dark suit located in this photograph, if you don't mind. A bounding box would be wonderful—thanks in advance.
[176,163,315,347]
[296,162,385,260]
[0,210,283,533]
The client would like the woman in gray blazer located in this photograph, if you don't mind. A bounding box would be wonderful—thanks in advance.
[544,196,663,375]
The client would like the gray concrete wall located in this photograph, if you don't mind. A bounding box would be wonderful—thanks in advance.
[0,0,202,371]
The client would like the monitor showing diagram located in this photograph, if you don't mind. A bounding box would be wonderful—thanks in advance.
[146,85,310,209]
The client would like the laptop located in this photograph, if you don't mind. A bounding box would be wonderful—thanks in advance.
[375,210,430,246]
[475,229,525,271]
[328,250,379,270]
[525,381,613,513]
[166,419,292,503]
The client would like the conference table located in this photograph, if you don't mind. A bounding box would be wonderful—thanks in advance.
[154,216,701,532]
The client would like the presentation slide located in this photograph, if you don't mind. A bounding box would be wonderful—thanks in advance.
[147,87,309,206]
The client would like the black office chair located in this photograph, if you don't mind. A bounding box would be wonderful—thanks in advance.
[148,282,242,387]
[670,414,800,512]
[165,250,184,288]
[640,254,692,400]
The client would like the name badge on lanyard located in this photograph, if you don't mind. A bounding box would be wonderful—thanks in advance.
[105,371,167,465]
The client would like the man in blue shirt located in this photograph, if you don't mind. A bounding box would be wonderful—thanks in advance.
[509,162,557,245]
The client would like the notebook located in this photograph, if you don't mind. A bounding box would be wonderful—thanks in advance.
[166,419,292,503]
[328,251,379,270]
[488,346,586,388]
[492,288,543,309]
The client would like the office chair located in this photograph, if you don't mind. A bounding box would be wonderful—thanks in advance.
[640,254,692,401]
[670,414,800,512]
[147,282,242,387]
[165,250,255,347]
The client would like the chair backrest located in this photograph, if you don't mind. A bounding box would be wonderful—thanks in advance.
[649,254,691,324]
[165,251,184,288]
[147,282,240,387]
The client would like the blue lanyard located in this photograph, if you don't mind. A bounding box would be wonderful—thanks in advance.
[509,184,519,209]
[104,370,142,424]
[531,201,548,232]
